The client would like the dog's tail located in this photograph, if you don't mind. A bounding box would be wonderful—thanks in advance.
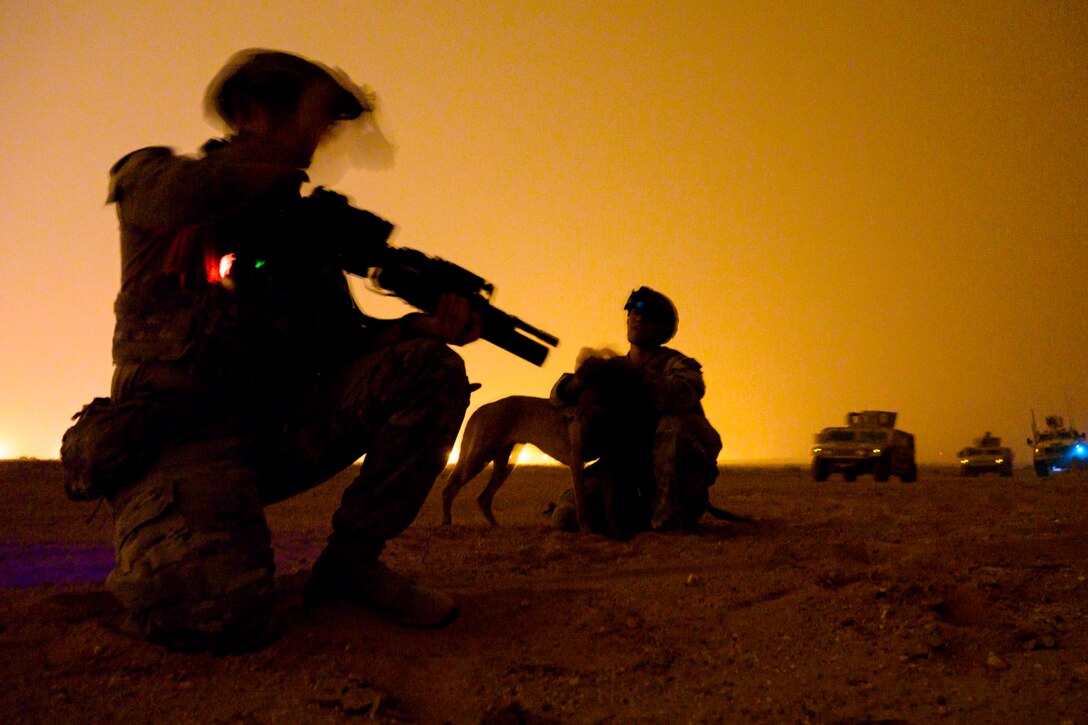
[705,504,753,523]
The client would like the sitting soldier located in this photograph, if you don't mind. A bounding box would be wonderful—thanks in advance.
[549,287,722,531]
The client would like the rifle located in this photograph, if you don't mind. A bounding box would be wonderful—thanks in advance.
[370,248,559,366]
[303,188,559,366]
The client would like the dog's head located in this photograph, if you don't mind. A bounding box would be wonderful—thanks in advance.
[572,356,657,459]
[574,346,621,368]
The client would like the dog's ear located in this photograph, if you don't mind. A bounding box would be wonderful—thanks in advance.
[574,355,608,380]
[575,346,621,368]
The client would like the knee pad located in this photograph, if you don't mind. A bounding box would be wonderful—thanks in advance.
[107,468,276,652]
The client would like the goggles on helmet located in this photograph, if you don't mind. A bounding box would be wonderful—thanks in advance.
[624,287,672,321]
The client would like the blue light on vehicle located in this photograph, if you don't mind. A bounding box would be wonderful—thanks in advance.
[1073,442,1088,459]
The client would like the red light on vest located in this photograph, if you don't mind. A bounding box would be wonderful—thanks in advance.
[219,253,236,279]
[204,252,235,286]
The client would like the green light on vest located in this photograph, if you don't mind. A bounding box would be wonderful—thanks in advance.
[254,260,266,269]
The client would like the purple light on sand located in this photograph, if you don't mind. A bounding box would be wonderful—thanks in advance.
[0,542,115,588]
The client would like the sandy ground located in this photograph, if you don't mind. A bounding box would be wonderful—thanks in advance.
[1,459,1086,724]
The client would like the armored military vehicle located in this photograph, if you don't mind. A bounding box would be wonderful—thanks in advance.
[957,432,1013,477]
[811,410,917,483]
[1027,413,1088,477]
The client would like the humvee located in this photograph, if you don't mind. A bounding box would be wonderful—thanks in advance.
[1028,413,1088,478]
[812,410,917,483]
[957,432,1013,477]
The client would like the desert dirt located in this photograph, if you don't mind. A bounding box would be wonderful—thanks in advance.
[1,459,1087,724]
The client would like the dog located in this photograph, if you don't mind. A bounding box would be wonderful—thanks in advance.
[440,394,580,527]
[442,352,656,537]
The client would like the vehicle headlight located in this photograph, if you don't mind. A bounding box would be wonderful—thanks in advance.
[995,458,1003,464]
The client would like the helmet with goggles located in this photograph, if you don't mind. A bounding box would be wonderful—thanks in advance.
[205,49,372,130]
[624,286,678,344]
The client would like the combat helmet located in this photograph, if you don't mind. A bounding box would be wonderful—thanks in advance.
[204,49,372,129]
[624,286,678,344]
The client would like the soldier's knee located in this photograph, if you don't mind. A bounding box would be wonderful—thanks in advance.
[108,476,276,652]
[114,545,277,652]
[396,339,471,414]
[401,339,468,381]
[654,415,720,462]
[654,414,702,442]
[653,415,684,447]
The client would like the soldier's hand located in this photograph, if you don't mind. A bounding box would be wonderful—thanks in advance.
[408,293,483,346]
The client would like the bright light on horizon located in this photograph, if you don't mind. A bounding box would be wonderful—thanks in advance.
[445,443,561,467]
[516,446,559,465]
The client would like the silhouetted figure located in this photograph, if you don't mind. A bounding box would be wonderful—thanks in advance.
[100,49,482,651]
[549,287,723,532]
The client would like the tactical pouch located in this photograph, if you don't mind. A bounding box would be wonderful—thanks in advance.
[60,396,163,501]
[112,274,197,365]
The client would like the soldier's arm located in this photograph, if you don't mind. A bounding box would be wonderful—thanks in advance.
[643,354,706,415]
[108,146,305,232]
[549,373,579,406]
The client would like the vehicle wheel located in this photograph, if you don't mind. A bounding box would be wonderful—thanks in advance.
[1000,467,1013,478]
[874,454,891,483]
[812,459,829,482]
[1034,461,1049,478]
[900,462,917,483]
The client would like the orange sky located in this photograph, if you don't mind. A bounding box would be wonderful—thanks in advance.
[2,1,1086,462]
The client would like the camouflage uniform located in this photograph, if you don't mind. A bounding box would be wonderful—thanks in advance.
[104,142,469,651]
[550,347,721,531]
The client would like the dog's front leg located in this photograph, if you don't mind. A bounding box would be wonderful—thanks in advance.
[602,477,624,540]
[570,458,592,533]
[566,416,592,533]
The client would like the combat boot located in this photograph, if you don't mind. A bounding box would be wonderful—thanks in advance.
[302,548,458,628]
